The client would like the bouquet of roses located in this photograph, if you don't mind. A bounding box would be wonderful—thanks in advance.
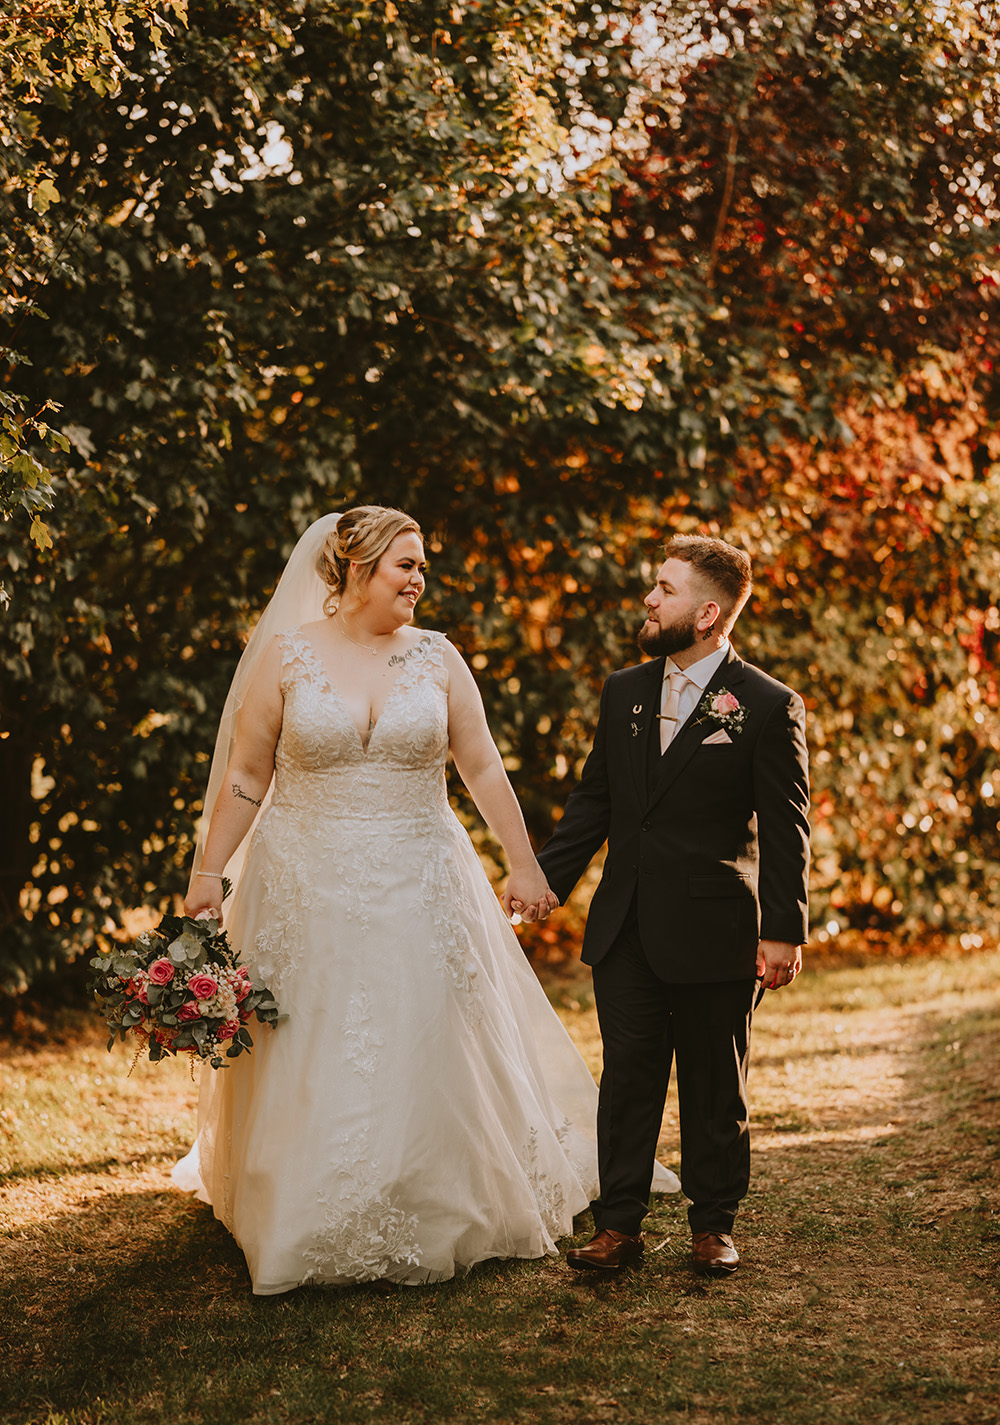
[89,908,282,1070]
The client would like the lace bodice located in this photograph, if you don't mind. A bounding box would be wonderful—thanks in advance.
[242,626,459,990]
[270,626,452,826]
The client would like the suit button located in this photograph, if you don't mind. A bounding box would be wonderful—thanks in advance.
[641,820,650,831]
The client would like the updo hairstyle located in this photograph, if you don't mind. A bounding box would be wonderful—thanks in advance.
[318,505,422,615]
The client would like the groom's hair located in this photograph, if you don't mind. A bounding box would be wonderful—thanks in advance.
[663,535,752,626]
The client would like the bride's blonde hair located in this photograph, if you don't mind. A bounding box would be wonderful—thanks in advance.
[318,505,422,615]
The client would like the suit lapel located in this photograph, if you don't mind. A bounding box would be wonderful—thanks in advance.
[622,658,664,805]
[647,648,748,811]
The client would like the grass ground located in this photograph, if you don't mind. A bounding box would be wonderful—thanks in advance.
[1,948,998,1425]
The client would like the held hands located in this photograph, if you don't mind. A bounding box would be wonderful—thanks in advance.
[755,938,802,991]
[503,864,560,924]
[508,889,560,924]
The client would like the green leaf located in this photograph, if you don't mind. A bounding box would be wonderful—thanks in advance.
[166,931,204,964]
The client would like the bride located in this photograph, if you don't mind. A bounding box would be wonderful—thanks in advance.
[173,505,677,1293]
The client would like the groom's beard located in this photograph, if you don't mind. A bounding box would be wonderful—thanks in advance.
[638,609,700,659]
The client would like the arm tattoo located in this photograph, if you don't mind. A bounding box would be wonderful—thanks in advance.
[232,782,262,808]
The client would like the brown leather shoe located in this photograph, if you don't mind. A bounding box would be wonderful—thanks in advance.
[566,1228,645,1273]
[691,1231,739,1276]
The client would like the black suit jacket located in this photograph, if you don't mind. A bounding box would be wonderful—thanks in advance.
[537,646,810,983]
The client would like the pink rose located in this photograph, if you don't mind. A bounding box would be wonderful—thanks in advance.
[713,692,740,715]
[148,958,175,985]
[135,982,150,1004]
[188,973,219,1001]
[238,1004,253,1022]
[177,1001,202,1022]
[234,977,251,1003]
[216,1020,240,1042]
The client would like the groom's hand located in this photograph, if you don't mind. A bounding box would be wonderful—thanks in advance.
[756,939,801,990]
[527,889,560,923]
[506,889,560,923]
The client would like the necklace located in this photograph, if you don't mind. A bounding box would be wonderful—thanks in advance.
[334,614,381,656]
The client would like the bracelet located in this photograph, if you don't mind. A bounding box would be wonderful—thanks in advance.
[196,871,225,879]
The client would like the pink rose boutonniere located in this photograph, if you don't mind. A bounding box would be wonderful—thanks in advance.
[694,687,748,736]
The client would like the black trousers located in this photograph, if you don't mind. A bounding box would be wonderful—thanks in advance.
[590,912,756,1237]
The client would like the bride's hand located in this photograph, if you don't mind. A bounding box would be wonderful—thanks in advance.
[183,887,224,926]
[517,888,560,924]
[503,863,547,920]
[503,866,559,923]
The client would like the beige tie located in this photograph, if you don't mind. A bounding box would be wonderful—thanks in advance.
[659,669,689,754]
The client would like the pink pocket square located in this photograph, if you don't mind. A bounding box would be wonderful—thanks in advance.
[702,728,733,746]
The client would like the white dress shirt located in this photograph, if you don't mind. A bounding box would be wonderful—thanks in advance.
[662,640,731,733]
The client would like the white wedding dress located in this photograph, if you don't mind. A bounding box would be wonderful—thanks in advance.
[173,627,679,1293]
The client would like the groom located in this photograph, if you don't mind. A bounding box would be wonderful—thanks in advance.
[530,534,810,1276]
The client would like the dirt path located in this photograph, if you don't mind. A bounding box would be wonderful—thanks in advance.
[548,949,1000,1422]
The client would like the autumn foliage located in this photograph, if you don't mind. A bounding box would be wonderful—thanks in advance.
[1,1,998,988]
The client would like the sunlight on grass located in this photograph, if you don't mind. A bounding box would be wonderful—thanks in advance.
[0,1027,197,1183]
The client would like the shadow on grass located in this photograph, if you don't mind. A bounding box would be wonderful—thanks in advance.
[3,1188,245,1416]
[0,1151,187,1186]
[5,1186,684,1425]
